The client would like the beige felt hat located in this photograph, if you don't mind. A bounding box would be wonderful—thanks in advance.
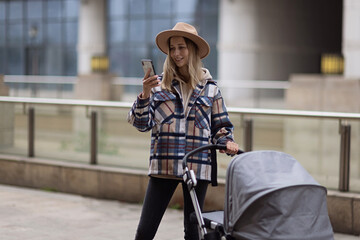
[155,22,210,59]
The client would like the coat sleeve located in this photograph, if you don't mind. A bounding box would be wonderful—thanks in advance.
[127,95,155,132]
[210,88,235,145]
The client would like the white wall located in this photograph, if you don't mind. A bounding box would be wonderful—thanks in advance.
[77,0,107,75]
[343,0,360,78]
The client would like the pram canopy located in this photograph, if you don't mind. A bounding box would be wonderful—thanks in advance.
[224,150,333,239]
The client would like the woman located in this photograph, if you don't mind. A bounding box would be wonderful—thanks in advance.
[128,22,239,240]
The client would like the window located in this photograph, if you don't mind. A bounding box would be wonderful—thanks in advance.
[0,2,6,21]
[64,0,78,18]
[174,0,197,16]
[65,21,78,45]
[9,1,23,21]
[45,47,63,75]
[129,19,146,42]
[0,0,78,76]
[151,0,172,16]
[27,1,43,20]
[47,0,62,20]
[7,23,24,45]
[64,48,77,76]
[130,0,146,16]
[46,22,62,44]
[150,19,172,41]
[7,47,24,74]
[108,20,128,43]
[108,0,128,18]
[0,24,5,45]
[26,21,43,45]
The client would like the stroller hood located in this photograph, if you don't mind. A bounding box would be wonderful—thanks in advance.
[224,151,333,239]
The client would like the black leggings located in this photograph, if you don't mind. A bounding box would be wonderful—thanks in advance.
[135,176,208,240]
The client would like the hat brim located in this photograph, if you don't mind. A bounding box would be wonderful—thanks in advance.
[156,30,210,59]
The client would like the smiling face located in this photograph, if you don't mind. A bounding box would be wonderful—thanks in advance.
[169,36,189,70]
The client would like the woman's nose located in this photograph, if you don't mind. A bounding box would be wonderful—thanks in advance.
[174,48,180,56]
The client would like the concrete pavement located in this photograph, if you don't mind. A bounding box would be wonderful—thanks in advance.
[0,184,358,240]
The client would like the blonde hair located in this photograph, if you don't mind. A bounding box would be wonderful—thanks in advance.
[161,37,204,92]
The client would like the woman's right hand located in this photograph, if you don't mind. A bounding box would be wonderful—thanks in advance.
[140,68,160,99]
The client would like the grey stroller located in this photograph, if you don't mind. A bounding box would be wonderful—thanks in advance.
[182,144,334,240]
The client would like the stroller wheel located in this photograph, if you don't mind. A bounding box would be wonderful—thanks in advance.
[203,231,221,240]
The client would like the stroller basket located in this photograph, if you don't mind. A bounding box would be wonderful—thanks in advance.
[183,145,334,240]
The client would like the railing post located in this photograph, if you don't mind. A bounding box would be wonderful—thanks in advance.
[339,122,351,192]
[28,107,35,157]
[244,118,253,152]
[90,111,97,165]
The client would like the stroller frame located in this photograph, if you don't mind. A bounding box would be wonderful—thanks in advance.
[182,144,242,240]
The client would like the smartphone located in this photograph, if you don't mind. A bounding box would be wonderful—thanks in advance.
[141,59,156,77]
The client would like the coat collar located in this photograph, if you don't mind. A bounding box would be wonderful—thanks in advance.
[171,77,211,118]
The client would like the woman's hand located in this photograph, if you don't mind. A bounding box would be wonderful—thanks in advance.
[220,141,239,155]
[140,68,161,99]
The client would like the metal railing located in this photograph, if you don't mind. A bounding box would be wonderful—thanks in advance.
[4,75,290,89]
[4,75,289,109]
[1,96,360,192]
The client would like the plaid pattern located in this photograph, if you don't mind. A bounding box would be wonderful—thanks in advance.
[127,74,234,181]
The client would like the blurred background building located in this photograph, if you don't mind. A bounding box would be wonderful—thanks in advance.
[0,0,357,85]
[1,0,360,108]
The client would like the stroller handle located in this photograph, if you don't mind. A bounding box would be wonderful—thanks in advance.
[182,144,244,170]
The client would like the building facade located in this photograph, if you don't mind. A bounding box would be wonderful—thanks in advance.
[0,0,359,81]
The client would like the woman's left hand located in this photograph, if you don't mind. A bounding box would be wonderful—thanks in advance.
[220,141,239,155]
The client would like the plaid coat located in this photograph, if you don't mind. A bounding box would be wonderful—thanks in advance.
[127,69,234,181]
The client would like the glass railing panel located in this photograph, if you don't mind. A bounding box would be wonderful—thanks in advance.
[0,103,27,157]
[33,105,90,163]
[217,115,286,179]
[218,115,347,191]
[1,97,359,192]
[216,113,242,178]
[284,118,340,190]
[96,107,150,170]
